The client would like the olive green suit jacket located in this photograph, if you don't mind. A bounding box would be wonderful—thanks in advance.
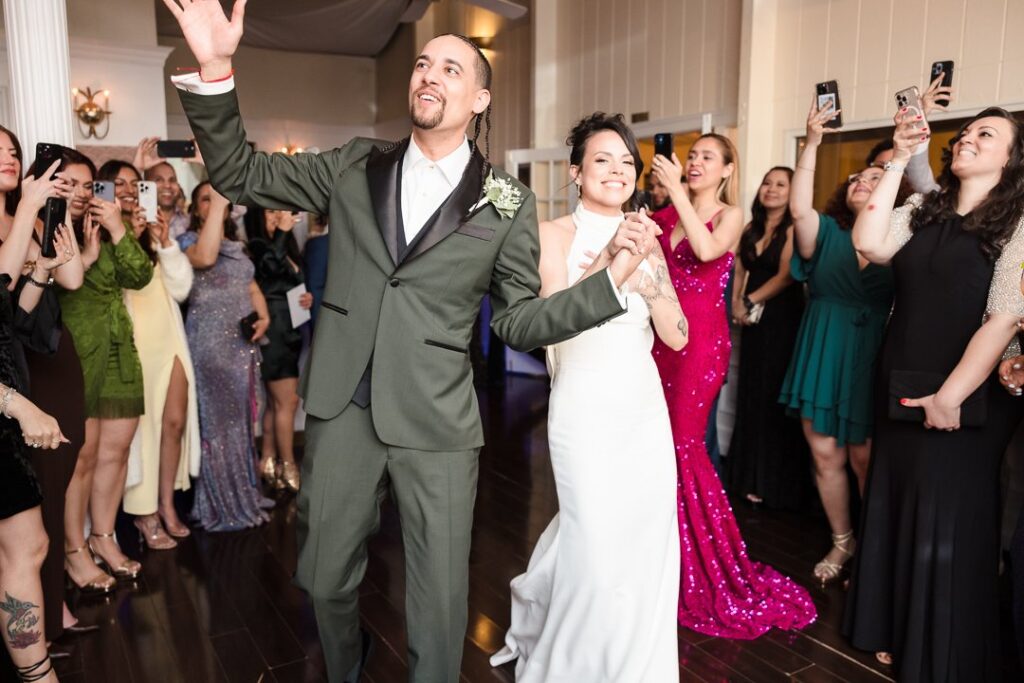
[180,89,625,451]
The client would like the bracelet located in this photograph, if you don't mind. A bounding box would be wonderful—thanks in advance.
[743,295,754,311]
[26,275,54,289]
[0,385,17,419]
[883,161,907,174]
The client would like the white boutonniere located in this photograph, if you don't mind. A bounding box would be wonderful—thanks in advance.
[479,171,523,220]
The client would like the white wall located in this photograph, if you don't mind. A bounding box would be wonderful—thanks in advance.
[161,36,377,153]
[767,0,1024,166]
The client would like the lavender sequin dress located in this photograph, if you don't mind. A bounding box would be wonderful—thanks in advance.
[178,234,269,531]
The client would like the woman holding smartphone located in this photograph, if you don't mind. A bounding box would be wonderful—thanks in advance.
[651,136,816,637]
[98,161,200,549]
[780,99,910,587]
[845,107,1024,680]
[180,182,271,531]
[58,149,153,588]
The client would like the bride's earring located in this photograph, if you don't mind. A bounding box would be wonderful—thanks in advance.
[575,180,582,198]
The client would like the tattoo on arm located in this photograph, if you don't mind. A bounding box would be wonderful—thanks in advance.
[634,263,679,308]
[0,593,41,649]
[677,314,688,337]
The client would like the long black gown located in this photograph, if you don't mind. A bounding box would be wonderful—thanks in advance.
[844,214,1024,681]
[725,231,810,510]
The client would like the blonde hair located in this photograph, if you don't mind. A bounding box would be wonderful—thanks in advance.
[693,133,740,207]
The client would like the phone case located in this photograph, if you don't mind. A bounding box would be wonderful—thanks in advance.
[816,81,843,129]
[34,143,63,180]
[137,181,158,222]
[654,133,673,159]
[40,197,65,259]
[156,140,196,158]
[92,181,115,203]
[895,86,926,129]
[930,60,954,107]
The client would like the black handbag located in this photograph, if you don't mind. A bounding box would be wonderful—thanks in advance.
[887,370,987,427]
[239,311,259,341]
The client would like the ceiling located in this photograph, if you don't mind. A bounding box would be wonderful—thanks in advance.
[155,0,412,57]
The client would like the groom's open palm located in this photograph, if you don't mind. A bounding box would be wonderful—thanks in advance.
[162,0,246,75]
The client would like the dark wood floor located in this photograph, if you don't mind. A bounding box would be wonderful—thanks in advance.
[39,376,1022,682]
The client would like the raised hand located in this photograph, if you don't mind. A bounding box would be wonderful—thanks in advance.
[87,197,124,234]
[148,213,172,249]
[921,71,955,118]
[806,95,841,146]
[81,214,102,269]
[607,209,662,258]
[132,136,162,172]
[892,109,930,163]
[162,0,247,80]
[19,163,69,211]
[651,153,686,197]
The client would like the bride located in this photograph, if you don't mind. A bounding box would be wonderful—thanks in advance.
[491,113,686,682]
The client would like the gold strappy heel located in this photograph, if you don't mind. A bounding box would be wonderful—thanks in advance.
[88,532,142,580]
[64,544,115,594]
[813,530,855,586]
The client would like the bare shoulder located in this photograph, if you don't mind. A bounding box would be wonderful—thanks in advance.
[715,205,744,225]
[539,215,575,250]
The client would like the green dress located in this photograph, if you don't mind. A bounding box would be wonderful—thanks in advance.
[59,232,153,418]
[778,214,893,445]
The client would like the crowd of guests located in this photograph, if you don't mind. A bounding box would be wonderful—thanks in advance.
[0,129,328,681]
[0,60,1023,682]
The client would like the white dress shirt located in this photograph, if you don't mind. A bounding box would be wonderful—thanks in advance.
[401,136,471,244]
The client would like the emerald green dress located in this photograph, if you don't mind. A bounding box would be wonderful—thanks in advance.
[778,214,893,445]
[59,233,153,418]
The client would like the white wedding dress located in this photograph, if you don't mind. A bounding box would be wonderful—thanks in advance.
[490,204,680,682]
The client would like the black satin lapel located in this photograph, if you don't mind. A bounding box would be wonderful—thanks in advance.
[402,148,486,264]
[366,138,408,266]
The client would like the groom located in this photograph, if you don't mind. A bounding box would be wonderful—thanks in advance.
[162,1,656,680]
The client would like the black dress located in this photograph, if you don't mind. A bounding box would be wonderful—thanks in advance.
[843,215,1024,681]
[250,231,303,381]
[0,274,43,520]
[725,231,810,510]
[19,282,85,643]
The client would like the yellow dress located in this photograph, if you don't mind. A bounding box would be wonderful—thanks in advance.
[123,247,200,516]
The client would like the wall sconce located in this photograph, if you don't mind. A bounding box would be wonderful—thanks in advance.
[469,35,495,51]
[71,87,111,139]
[278,145,305,155]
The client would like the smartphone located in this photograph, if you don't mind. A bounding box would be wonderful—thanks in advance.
[40,197,65,259]
[815,81,843,129]
[33,142,64,180]
[895,86,927,129]
[137,180,158,222]
[156,139,196,158]
[92,180,115,203]
[654,133,673,160]
[930,60,954,108]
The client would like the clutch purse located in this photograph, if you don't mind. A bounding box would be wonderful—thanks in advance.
[887,370,987,427]
[239,311,259,341]
[745,302,765,325]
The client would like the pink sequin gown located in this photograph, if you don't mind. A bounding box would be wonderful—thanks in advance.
[651,206,817,639]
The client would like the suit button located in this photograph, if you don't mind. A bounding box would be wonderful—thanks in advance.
[389,278,400,287]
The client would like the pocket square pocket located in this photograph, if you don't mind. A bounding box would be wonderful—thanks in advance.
[455,222,496,241]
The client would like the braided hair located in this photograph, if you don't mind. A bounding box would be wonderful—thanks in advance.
[438,33,494,183]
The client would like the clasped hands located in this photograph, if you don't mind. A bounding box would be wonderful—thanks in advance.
[597,210,662,288]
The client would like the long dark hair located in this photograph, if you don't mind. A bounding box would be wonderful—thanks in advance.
[909,107,1024,261]
[188,181,239,242]
[824,168,913,231]
[740,166,793,265]
[567,112,645,211]
[0,126,23,217]
[96,160,156,261]
[244,206,301,266]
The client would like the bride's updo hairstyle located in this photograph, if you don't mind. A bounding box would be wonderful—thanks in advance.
[567,112,645,210]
